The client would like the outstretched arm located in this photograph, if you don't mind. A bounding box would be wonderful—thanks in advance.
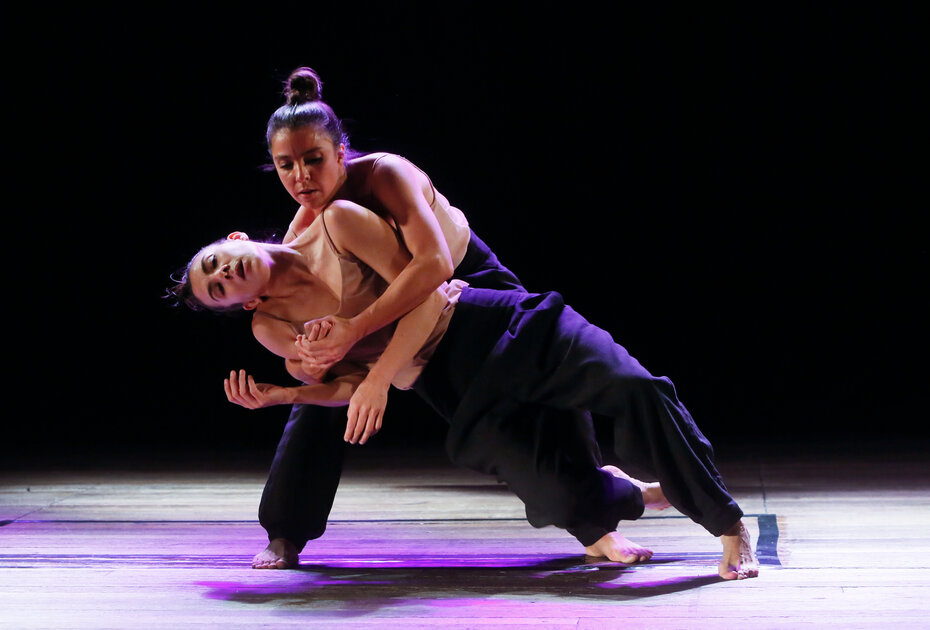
[237,316,368,408]
[224,369,365,409]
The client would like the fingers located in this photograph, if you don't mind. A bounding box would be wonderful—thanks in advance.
[303,318,334,341]
[300,319,341,366]
[223,369,264,409]
[345,402,383,445]
[305,322,322,342]
[296,327,338,374]
[356,407,383,445]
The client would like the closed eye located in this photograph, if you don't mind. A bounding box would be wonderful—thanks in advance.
[200,254,225,302]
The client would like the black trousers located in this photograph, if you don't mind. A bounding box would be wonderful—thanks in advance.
[258,232,622,550]
[413,288,744,540]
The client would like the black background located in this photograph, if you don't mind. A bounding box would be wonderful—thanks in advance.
[8,4,925,463]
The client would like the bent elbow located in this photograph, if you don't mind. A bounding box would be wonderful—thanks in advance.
[429,251,455,281]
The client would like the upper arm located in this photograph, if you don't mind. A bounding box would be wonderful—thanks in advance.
[325,201,416,284]
[369,156,453,275]
[251,315,299,360]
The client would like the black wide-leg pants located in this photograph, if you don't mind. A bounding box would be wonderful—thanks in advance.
[258,232,617,551]
[414,288,744,540]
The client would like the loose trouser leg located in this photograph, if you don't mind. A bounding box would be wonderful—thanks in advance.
[258,403,347,552]
[414,292,644,546]
[426,234,623,545]
[523,304,743,537]
[491,404,645,546]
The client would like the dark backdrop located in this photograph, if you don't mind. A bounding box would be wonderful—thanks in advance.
[9,4,924,462]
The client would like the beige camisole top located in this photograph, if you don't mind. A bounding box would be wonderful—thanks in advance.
[258,207,465,390]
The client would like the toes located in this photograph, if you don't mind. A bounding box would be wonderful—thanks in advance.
[739,566,760,579]
[618,550,652,564]
[252,554,279,569]
[719,561,759,580]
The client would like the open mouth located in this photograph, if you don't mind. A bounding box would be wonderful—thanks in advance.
[236,259,245,279]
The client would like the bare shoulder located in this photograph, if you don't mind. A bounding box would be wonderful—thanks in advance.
[365,153,432,224]
[345,151,401,184]
[325,200,400,256]
[326,199,386,228]
[326,198,375,225]
[367,152,419,181]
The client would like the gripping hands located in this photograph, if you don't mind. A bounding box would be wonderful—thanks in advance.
[225,316,388,445]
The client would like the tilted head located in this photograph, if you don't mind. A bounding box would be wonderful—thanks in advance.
[168,234,274,312]
[266,67,350,211]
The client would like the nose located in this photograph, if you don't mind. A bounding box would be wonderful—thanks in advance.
[220,262,232,279]
[294,161,310,182]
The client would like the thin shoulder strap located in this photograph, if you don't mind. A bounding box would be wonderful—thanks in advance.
[375,153,438,207]
[319,208,345,257]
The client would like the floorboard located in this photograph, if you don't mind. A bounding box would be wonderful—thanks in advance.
[1,439,928,628]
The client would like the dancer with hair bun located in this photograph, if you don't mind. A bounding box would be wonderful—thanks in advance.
[249,67,623,571]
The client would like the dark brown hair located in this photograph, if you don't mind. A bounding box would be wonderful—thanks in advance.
[265,67,348,151]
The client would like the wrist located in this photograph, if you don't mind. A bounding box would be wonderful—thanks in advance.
[283,387,299,405]
[363,369,393,389]
[348,313,372,341]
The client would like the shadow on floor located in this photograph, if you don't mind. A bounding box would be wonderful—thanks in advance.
[196,553,732,614]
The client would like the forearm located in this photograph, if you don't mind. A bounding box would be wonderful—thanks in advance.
[365,289,447,388]
[351,253,451,339]
[287,374,363,407]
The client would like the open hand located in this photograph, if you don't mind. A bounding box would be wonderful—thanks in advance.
[224,369,291,409]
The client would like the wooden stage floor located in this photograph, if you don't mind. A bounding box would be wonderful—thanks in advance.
[1,438,928,629]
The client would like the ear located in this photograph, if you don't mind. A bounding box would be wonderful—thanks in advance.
[242,297,264,311]
[228,231,250,241]
[336,143,346,165]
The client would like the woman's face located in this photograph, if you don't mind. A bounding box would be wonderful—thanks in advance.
[189,239,274,310]
[270,126,346,211]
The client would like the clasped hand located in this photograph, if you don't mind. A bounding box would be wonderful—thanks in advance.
[296,315,359,372]
[297,319,388,445]
[226,316,387,445]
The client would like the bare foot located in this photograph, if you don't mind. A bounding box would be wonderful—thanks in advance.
[585,531,653,564]
[252,538,299,569]
[601,465,672,510]
[719,520,759,580]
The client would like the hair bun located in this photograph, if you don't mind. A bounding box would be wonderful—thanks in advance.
[284,67,324,105]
